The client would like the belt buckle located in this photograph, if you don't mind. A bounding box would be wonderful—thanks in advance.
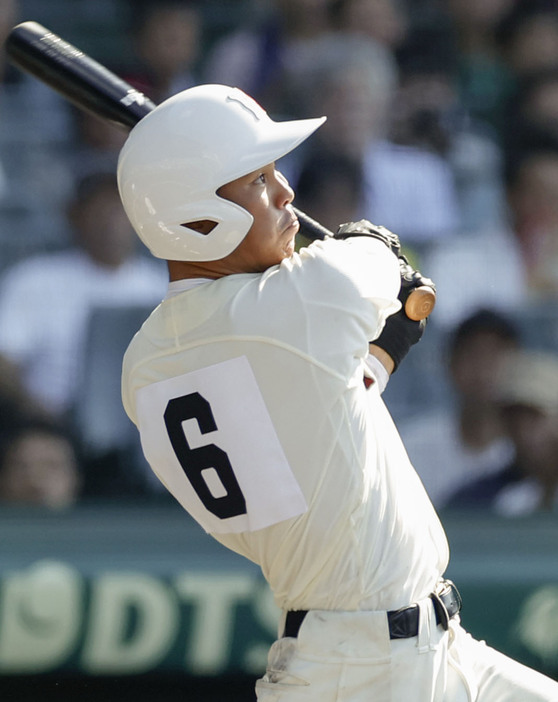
[441,579,462,615]
[431,579,462,630]
[430,591,450,630]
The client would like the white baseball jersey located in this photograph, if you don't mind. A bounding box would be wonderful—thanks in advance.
[122,236,449,612]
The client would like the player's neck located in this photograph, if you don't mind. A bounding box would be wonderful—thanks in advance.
[167,259,242,281]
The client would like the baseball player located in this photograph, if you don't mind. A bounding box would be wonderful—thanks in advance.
[117,84,558,701]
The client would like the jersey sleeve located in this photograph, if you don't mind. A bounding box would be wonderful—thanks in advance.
[364,353,390,394]
[240,236,401,375]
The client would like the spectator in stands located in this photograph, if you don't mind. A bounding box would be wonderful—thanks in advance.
[291,35,461,249]
[400,309,520,509]
[122,0,202,104]
[0,0,21,199]
[0,171,167,418]
[0,352,39,439]
[392,22,508,234]
[203,0,333,111]
[505,143,558,298]
[424,137,558,330]
[293,151,365,234]
[442,0,518,137]
[502,68,558,166]
[448,348,558,516]
[496,1,558,83]
[0,416,82,509]
[419,196,527,333]
[328,0,409,51]
[0,0,17,83]
[0,0,73,183]
[67,107,129,178]
[493,1,558,151]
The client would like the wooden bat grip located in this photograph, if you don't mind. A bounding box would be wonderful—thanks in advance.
[404,286,436,321]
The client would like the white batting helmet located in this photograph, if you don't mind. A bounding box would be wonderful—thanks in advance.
[117,84,326,261]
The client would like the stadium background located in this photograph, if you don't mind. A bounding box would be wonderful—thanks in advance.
[0,1,557,700]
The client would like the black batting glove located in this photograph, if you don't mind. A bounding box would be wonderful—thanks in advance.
[398,255,436,304]
[373,257,435,371]
[334,220,401,257]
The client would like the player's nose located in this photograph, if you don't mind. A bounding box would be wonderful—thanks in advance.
[275,170,295,207]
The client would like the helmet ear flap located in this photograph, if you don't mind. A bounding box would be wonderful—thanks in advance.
[145,198,254,262]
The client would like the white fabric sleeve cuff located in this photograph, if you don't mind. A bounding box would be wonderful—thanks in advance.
[364,354,390,394]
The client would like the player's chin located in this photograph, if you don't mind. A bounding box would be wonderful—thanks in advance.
[270,223,297,263]
[281,233,296,258]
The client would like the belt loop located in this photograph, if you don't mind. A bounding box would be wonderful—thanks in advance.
[416,598,432,653]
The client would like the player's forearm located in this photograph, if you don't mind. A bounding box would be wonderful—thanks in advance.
[368,343,395,375]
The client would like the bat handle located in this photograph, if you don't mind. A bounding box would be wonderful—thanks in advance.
[405,286,436,321]
[293,206,333,241]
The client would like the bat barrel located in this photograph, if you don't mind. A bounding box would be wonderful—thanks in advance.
[6,21,156,129]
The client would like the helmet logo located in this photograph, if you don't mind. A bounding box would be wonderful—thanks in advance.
[226,92,264,122]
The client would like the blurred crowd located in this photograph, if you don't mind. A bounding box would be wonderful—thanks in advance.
[0,0,558,516]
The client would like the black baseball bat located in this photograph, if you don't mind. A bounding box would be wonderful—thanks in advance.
[4,21,435,320]
[5,21,156,128]
[4,21,332,239]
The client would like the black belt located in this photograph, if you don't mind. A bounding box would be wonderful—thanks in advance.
[283,580,462,640]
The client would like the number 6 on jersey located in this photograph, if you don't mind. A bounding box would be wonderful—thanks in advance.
[164,391,247,520]
[136,356,307,534]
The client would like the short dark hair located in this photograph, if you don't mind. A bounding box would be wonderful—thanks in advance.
[448,308,520,357]
[72,171,118,206]
[295,151,363,203]
[129,0,199,35]
[495,1,558,51]
[0,416,79,473]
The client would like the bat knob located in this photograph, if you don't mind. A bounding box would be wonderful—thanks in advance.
[405,286,436,321]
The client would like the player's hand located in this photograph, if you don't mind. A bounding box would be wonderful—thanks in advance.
[398,255,436,307]
[372,257,435,371]
[334,220,401,256]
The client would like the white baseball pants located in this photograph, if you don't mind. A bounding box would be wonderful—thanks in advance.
[255,602,558,701]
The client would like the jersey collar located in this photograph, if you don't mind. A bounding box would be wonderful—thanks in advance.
[166,278,212,299]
